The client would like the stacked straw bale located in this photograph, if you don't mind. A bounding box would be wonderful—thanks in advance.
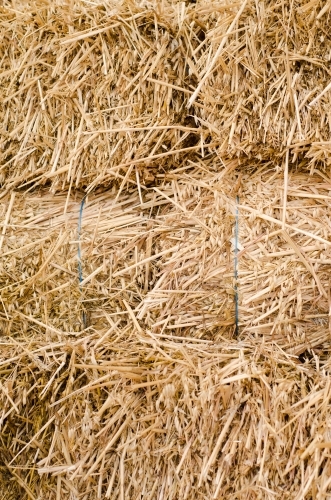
[2,327,331,499]
[1,167,331,347]
[2,0,331,498]
[2,165,331,497]
[1,0,331,196]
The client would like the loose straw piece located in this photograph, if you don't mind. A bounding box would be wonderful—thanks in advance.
[0,192,15,252]
[78,196,86,286]
[308,80,331,108]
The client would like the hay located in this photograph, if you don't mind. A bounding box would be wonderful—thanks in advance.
[1,165,331,497]
[2,0,331,498]
[1,0,331,196]
[0,169,235,338]
[2,328,331,499]
[2,166,331,345]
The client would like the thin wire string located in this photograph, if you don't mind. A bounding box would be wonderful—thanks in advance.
[234,195,239,335]
[78,195,87,328]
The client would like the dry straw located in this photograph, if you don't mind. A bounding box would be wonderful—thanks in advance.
[1,163,331,497]
[1,0,331,196]
[1,0,331,498]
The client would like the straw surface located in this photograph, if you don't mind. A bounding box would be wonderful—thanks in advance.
[1,0,331,196]
[1,166,331,497]
[1,324,331,498]
[2,0,331,498]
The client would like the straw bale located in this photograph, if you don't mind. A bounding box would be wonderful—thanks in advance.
[0,0,213,195]
[0,170,236,338]
[237,169,331,355]
[1,166,331,497]
[1,327,331,498]
[1,0,331,196]
[2,0,331,497]
[2,165,331,346]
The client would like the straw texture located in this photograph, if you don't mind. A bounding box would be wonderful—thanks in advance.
[2,331,331,499]
[1,0,331,196]
[2,0,331,498]
[1,167,331,497]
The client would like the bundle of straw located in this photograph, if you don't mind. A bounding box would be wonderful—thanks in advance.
[2,0,331,498]
[2,0,331,197]
[1,165,331,497]
[0,0,210,195]
[2,165,331,344]
[1,323,331,498]
[238,170,331,355]
[0,176,236,338]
